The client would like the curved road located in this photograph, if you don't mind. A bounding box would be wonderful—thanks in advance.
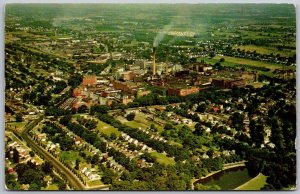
[19,116,110,190]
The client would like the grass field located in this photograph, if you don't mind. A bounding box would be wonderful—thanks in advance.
[86,179,104,187]
[96,119,120,136]
[235,173,267,190]
[125,120,149,129]
[197,56,294,77]
[233,45,295,58]
[59,150,81,166]
[6,122,27,132]
[150,151,175,166]
[214,56,286,70]
[42,184,59,190]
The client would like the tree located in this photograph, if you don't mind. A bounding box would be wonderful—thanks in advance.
[195,183,221,190]
[78,105,88,113]
[126,112,136,121]
[209,52,216,58]
[29,183,40,190]
[90,105,109,115]
[120,171,133,181]
[196,103,207,113]
[102,169,117,184]
[75,159,80,170]
[53,175,66,190]
[15,163,29,178]
[42,161,53,174]
[194,123,205,136]
[250,121,265,147]
[29,151,35,157]
[15,114,23,122]
[91,154,100,165]
[59,115,72,126]
[13,148,19,163]
[19,169,44,187]
[110,132,117,140]
[206,149,214,158]
[164,123,174,131]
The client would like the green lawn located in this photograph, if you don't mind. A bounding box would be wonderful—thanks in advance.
[150,151,175,166]
[59,150,81,166]
[86,179,104,187]
[214,56,292,71]
[125,120,148,129]
[198,56,282,70]
[96,119,120,136]
[197,56,294,77]
[42,184,59,190]
[233,45,295,58]
[236,173,267,190]
[6,122,27,131]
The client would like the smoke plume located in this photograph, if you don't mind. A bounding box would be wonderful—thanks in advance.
[153,21,174,47]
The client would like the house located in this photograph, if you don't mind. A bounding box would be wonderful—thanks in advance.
[89,174,100,180]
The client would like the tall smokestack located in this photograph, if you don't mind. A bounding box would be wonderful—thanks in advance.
[152,47,156,76]
[165,47,169,75]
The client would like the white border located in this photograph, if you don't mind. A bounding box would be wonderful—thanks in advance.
[0,1,298,194]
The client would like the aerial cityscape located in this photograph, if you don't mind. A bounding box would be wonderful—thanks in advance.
[5,3,296,191]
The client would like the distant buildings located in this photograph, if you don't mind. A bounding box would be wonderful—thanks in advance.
[70,75,150,108]
[168,86,200,97]
[212,78,246,89]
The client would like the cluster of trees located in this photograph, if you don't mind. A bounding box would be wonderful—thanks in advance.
[45,107,71,116]
[218,79,296,190]
[6,161,64,190]
[111,155,228,191]
[80,63,109,75]
[107,147,130,169]
[51,81,67,94]
[42,122,75,151]
[162,123,208,151]
[22,84,52,106]
[65,122,107,153]
[125,112,135,121]
[76,116,98,130]
[52,89,72,106]
[96,113,189,162]
[68,74,83,89]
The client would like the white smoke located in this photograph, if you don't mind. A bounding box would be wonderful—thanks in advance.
[153,6,193,47]
[153,21,174,47]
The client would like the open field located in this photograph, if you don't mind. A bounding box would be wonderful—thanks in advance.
[42,184,59,190]
[59,150,81,166]
[96,119,120,136]
[233,45,295,58]
[150,151,175,166]
[6,122,27,132]
[235,173,267,190]
[197,56,295,77]
[214,56,294,71]
[86,179,104,187]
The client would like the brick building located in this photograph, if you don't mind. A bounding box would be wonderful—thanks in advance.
[112,80,138,96]
[83,75,97,86]
[168,86,200,96]
[212,78,246,88]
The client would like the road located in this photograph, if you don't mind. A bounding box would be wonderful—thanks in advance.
[19,115,110,190]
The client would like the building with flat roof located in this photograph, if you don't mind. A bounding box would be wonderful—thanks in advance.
[168,86,200,96]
